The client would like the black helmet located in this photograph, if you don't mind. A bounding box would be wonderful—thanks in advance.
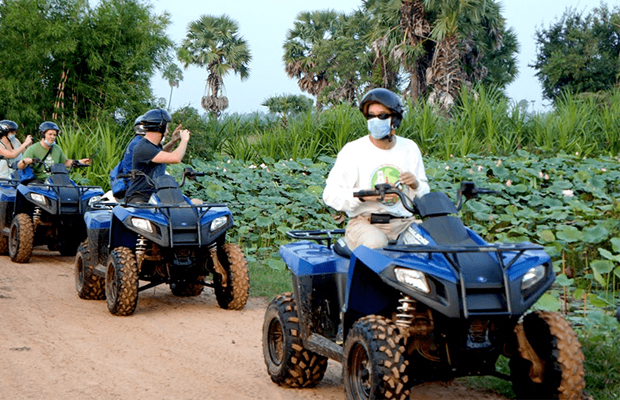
[134,114,146,136]
[359,88,404,129]
[39,121,60,135]
[0,120,18,137]
[140,108,171,134]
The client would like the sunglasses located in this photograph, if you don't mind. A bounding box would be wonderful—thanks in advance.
[366,113,392,120]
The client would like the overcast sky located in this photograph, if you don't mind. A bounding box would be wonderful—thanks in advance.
[149,0,598,115]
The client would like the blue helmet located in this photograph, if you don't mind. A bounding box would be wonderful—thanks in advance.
[0,120,18,137]
[39,121,60,135]
[140,108,171,134]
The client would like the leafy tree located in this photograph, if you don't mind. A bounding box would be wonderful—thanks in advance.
[162,62,183,111]
[532,4,620,101]
[283,10,340,109]
[0,0,173,132]
[262,94,313,127]
[178,14,252,117]
[363,0,517,110]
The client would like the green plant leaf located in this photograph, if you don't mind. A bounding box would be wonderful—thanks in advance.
[591,259,614,275]
[556,226,581,243]
[533,293,561,311]
[537,229,556,243]
[582,225,609,244]
[555,274,574,287]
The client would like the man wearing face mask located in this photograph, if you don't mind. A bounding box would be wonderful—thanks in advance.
[17,121,91,182]
[323,88,430,250]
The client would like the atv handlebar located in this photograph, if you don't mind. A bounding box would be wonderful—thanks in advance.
[354,181,498,214]
[353,183,418,214]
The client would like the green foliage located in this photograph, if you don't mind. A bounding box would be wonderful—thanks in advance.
[532,3,620,101]
[261,94,313,116]
[57,120,130,190]
[208,86,620,164]
[0,0,173,131]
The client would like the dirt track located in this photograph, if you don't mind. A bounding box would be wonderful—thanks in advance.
[0,249,508,400]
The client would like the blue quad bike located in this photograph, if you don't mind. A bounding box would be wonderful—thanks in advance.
[74,168,250,316]
[2,160,103,263]
[262,182,586,400]
[0,172,21,255]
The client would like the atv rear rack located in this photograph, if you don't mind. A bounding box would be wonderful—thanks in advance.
[286,229,345,248]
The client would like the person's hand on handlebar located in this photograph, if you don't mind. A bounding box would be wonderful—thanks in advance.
[398,172,420,190]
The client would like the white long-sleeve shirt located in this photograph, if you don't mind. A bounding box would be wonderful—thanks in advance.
[323,135,430,218]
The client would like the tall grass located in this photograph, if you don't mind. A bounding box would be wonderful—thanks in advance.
[57,120,129,190]
[215,86,620,164]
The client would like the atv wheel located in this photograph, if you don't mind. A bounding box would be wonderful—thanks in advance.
[170,276,205,297]
[0,234,8,255]
[344,315,410,400]
[214,243,249,310]
[8,213,34,263]
[105,247,139,316]
[510,311,585,400]
[263,292,328,387]
[75,240,105,300]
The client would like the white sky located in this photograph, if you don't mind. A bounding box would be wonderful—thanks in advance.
[149,0,598,115]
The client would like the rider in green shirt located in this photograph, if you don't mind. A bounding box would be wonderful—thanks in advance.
[17,121,91,182]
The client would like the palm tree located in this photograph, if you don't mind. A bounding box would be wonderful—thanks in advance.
[178,14,251,117]
[161,62,183,111]
[262,94,313,128]
[283,10,339,109]
[364,0,514,110]
[424,0,505,111]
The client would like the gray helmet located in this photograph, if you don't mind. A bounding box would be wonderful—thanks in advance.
[359,88,404,129]
[140,108,171,134]
[0,120,18,137]
[39,121,60,135]
[134,115,145,136]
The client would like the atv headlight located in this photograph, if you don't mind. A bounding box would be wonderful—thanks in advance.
[131,217,154,233]
[394,267,430,293]
[88,195,102,207]
[521,265,545,291]
[211,216,228,231]
[29,193,47,205]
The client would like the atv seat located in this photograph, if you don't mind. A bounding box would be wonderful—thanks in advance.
[154,175,185,205]
[415,191,458,217]
[48,164,73,186]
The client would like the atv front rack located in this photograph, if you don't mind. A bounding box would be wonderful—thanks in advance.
[123,202,229,247]
[287,229,345,248]
[386,242,544,269]
[386,242,547,319]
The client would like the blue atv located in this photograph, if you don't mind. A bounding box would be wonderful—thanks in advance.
[262,182,585,400]
[6,159,103,263]
[74,167,250,316]
[0,173,20,255]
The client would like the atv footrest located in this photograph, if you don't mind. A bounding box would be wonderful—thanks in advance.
[306,333,343,361]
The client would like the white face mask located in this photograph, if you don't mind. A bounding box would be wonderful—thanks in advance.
[44,139,55,147]
[8,133,15,140]
[367,117,392,140]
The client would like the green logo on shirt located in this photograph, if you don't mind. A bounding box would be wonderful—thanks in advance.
[370,166,401,205]
[370,166,401,187]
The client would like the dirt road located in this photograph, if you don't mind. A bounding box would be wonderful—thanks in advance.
[0,249,508,400]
